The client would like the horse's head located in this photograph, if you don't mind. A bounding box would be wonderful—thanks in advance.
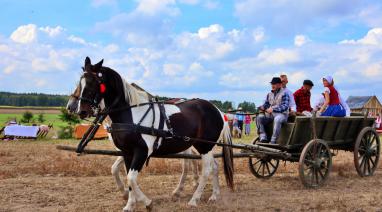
[66,82,81,113]
[76,56,105,119]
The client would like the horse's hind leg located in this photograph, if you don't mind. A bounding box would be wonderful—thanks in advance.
[111,156,128,198]
[208,158,220,202]
[172,157,189,197]
[188,151,214,206]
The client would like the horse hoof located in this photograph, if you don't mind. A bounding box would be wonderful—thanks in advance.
[171,193,180,201]
[146,200,153,211]
[208,195,218,202]
[187,199,198,207]
[123,208,134,212]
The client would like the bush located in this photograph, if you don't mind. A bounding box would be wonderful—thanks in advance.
[58,126,75,139]
[21,111,33,123]
[38,113,45,123]
[58,108,80,139]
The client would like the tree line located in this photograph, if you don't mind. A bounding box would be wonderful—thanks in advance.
[0,91,257,112]
[0,92,68,107]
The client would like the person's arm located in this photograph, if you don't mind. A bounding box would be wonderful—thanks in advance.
[293,90,300,111]
[271,93,290,113]
[259,94,270,111]
[319,92,330,113]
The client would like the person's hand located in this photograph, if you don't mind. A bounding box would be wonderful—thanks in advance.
[266,107,273,114]
[289,111,296,116]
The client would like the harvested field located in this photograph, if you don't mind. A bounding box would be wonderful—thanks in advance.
[1,139,382,211]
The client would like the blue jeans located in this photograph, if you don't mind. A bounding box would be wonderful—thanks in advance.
[256,113,287,143]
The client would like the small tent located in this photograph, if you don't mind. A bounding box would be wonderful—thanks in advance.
[73,124,108,139]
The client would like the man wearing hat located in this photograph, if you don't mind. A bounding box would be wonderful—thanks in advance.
[293,80,314,114]
[256,77,290,144]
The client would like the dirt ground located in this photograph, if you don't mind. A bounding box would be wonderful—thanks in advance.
[1,139,382,212]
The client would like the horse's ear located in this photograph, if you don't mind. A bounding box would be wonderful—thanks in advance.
[85,57,91,67]
[94,59,103,70]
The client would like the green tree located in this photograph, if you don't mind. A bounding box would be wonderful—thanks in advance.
[58,108,81,139]
[37,113,45,123]
[210,100,234,112]
[238,101,257,113]
[21,111,34,123]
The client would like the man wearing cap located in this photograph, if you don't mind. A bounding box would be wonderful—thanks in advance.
[293,80,314,114]
[256,77,290,144]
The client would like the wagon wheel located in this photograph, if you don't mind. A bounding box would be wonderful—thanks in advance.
[299,139,332,188]
[248,137,279,179]
[354,127,380,177]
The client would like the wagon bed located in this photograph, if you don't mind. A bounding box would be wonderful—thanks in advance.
[248,115,380,188]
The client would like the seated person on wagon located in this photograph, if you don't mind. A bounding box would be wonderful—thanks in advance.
[293,79,314,115]
[256,77,290,144]
[318,76,346,117]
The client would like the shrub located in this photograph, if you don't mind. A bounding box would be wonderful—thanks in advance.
[37,113,45,123]
[21,111,33,123]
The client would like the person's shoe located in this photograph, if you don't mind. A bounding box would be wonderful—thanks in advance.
[269,141,277,145]
[259,139,268,143]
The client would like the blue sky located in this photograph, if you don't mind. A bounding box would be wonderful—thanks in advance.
[1,0,382,106]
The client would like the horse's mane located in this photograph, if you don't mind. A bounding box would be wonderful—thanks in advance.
[102,67,149,106]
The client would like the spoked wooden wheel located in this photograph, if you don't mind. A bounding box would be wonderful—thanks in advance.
[248,137,279,179]
[299,139,332,188]
[354,127,380,177]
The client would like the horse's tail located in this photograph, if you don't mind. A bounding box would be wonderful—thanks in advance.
[220,120,234,190]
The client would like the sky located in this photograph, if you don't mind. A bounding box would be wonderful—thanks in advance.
[1,0,382,106]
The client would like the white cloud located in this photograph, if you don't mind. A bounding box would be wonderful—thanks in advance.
[364,63,382,77]
[257,48,300,65]
[136,0,179,16]
[234,0,363,35]
[4,64,16,74]
[253,28,265,43]
[163,63,184,76]
[39,26,65,37]
[203,0,219,10]
[197,24,223,39]
[91,0,117,7]
[179,0,199,5]
[294,34,310,47]
[10,24,38,44]
[340,28,382,45]
[105,44,119,53]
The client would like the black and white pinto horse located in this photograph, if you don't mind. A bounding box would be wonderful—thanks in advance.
[66,83,199,200]
[75,57,234,211]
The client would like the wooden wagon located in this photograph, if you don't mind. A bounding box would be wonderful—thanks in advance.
[247,114,380,188]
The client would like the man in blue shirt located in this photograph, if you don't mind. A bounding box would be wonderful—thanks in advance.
[256,77,290,144]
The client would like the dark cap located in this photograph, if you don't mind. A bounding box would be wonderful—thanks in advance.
[303,79,314,86]
[270,77,282,84]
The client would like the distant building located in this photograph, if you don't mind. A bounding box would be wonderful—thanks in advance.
[346,96,382,116]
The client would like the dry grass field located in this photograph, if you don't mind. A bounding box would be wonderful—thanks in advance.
[1,138,382,211]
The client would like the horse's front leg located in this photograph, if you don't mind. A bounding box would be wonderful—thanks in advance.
[123,148,152,212]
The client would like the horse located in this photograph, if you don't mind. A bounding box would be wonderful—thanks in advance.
[66,82,199,200]
[74,57,234,211]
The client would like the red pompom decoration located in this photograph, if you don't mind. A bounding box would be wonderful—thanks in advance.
[223,114,228,122]
[100,83,106,93]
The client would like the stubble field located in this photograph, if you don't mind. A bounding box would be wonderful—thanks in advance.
[1,137,382,212]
